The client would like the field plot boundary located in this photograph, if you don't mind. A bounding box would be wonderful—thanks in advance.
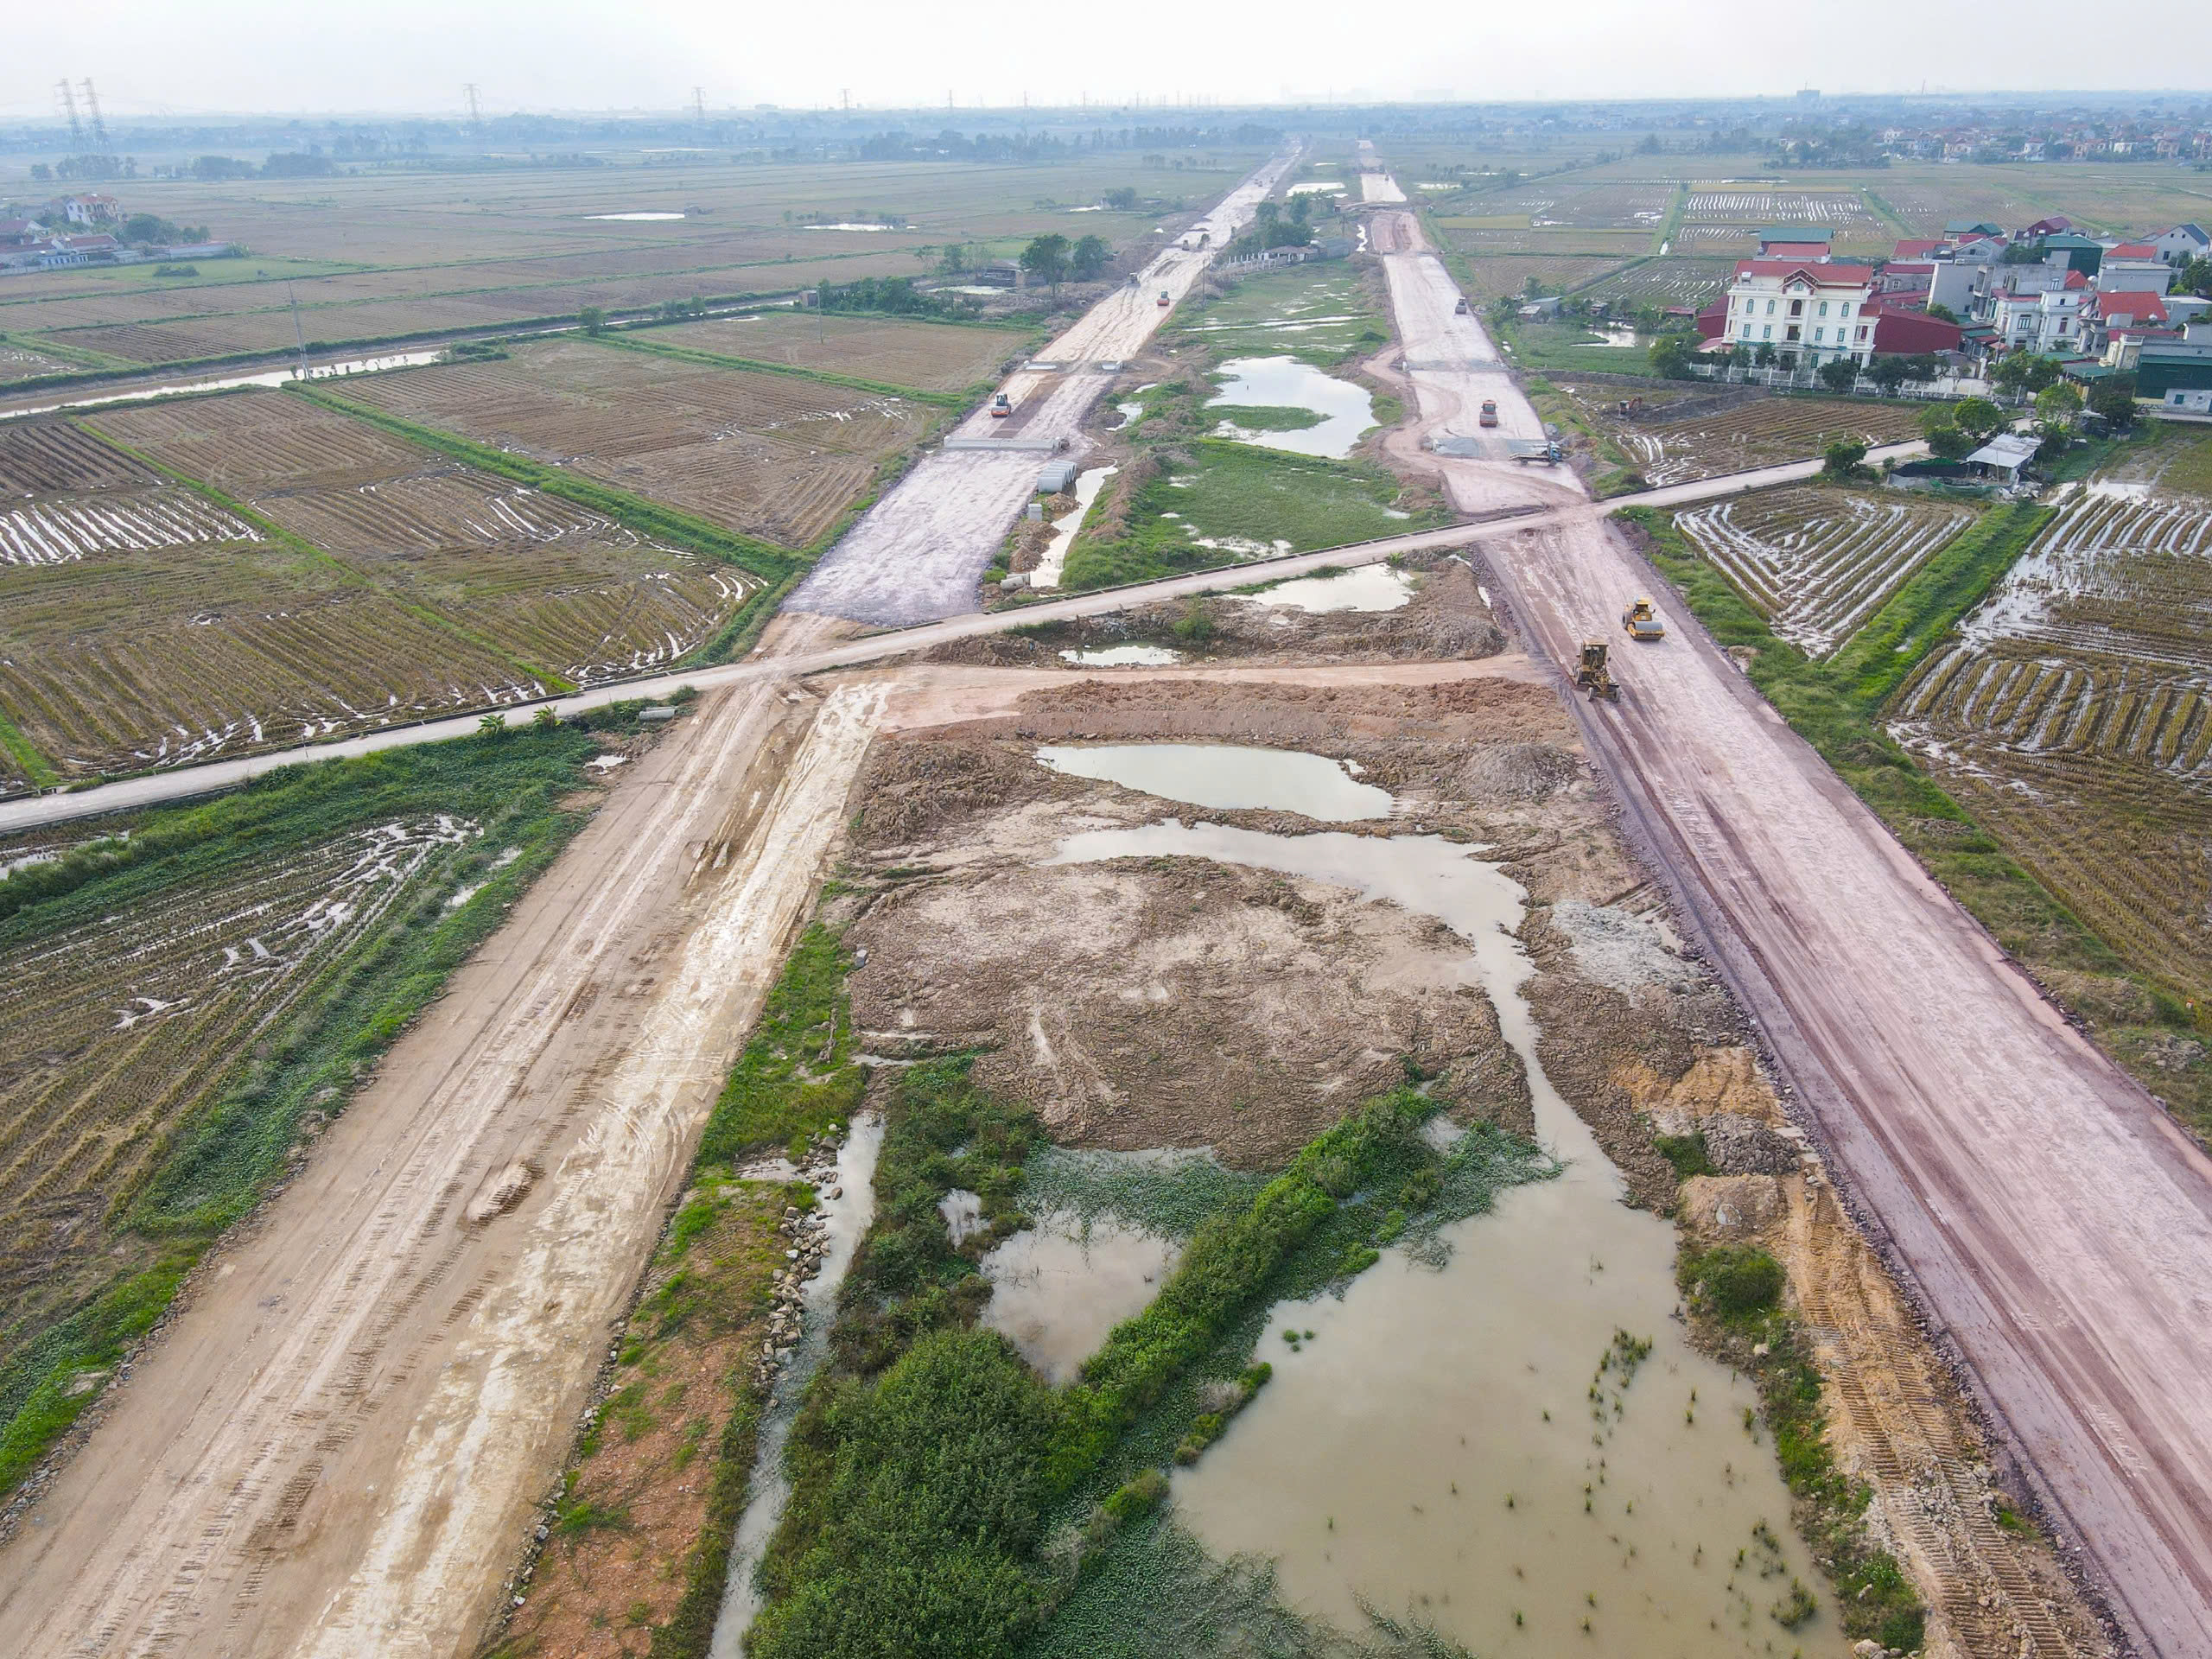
[594,332,978,408]
[73,418,578,696]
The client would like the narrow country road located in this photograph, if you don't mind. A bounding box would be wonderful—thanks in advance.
[1368,192,2212,1658]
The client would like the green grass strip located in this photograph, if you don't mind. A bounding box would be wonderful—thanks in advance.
[595,331,979,409]
[0,707,60,790]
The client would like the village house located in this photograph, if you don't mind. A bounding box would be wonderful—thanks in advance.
[2152,225,2209,267]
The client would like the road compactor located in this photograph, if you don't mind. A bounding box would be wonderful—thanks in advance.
[1574,640,1619,701]
[1621,597,1665,641]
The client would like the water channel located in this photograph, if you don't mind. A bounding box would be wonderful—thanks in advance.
[708,1116,886,1659]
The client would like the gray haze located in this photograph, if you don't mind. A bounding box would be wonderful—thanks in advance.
[5,0,2206,118]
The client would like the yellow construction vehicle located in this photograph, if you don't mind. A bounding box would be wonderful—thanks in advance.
[1574,639,1619,701]
[1621,597,1666,641]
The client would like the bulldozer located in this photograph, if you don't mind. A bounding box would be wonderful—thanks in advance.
[1621,597,1666,641]
[1574,639,1619,702]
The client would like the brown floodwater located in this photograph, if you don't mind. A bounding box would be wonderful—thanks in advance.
[1048,817,1851,1658]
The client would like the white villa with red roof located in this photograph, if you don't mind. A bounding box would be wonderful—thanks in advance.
[1719,259,1879,366]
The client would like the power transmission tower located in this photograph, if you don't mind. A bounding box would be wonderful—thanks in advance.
[81,79,110,154]
[692,86,706,126]
[463,83,482,137]
[56,80,83,149]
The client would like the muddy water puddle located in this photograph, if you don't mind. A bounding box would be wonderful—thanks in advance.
[1058,644,1183,666]
[1045,819,1849,1658]
[1208,355,1376,459]
[982,1217,1179,1383]
[1030,464,1118,589]
[1035,742,1391,821]
[709,1115,885,1658]
[1237,563,1414,613]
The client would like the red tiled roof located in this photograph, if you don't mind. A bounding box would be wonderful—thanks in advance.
[1758,241,1831,260]
[1732,259,1872,284]
[2063,269,2088,289]
[2092,291,2169,323]
[2107,243,2158,259]
[1893,238,1943,258]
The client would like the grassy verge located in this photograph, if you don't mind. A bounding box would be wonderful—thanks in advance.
[0,717,641,1497]
[696,923,867,1166]
[747,1072,1548,1658]
[1677,1245,1926,1653]
[1064,437,1437,591]
[0,708,59,791]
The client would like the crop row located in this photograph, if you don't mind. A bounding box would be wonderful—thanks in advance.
[0,422,153,493]
[1676,487,1976,657]
[1618,397,1926,485]
[0,489,260,567]
[1684,192,1873,223]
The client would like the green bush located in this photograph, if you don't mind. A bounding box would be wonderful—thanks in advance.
[695,925,865,1163]
[1694,1244,1785,1321]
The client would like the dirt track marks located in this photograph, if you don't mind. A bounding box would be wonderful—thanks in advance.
[0,679,882,1658]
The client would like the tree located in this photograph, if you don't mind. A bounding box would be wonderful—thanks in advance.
[2086,372,2139,430]
[1102,187,1139,211]
[1822,439,1868,478]
[1648,334,1694,378]
[2035,380,2083,429]
[1019,233,1071,296]
[1866,355,1912,395]
[578,306,607,336]
[1927,302,1960,324]
[1952,397,2004,442]
[1754,342,1777,368]
[1922,407,1974,460]
[1069,234,1111,281]
[1818,357,1859,393]
[2178,256,2212,299]
[1991,353,2058,397]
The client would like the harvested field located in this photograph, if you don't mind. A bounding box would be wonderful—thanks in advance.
[1891,475,2212,1006]
[1683,188,1872,224]
[1576,256,1738,308]
[646,311,1031,392]
[335,340,927,547]
[1437,251,1630,303]
[1675,486,1977,657]
[1525,181,1675,230]
[1606,394,1924,485]
[0,396,753,779]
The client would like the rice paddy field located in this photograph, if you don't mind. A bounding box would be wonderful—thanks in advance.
[334,337,930,546]
[1890,435,2212,1007]
[643,310,1033,392]
[1675,486,1979,657]
[0,153,1263,376]
[0,396,753,788]
[1558,384,1926,485]
[1443,252,1633,303]
[1575,256,1739,309]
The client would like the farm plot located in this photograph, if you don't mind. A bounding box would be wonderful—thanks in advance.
[0,396,750,780]
[1577,257,1738,309]
[646,311,1031,392]
[1890,481,2212,1001]
[0,816,478,1350]
[1605,395,1924,485]
[1529,182,1675,230]
[1683,188,1875,226]
[337,339,927,547]
[1443,254,1631,305]
[1675,486,1976,656]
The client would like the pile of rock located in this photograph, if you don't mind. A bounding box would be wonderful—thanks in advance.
[751,1137,847,1395]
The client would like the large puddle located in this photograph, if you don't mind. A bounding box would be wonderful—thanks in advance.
[1208,356,1376,460]
[1043,786,1849,1655]
[1059,645,1183,666]
[1235,564,1414,613]
[1035,743,1391,821]
[709,1116,886,1659]
[982,1216,1179,1383]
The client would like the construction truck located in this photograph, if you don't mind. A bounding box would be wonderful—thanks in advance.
[1574,640,1619,701]
[1478,399,1499,427]
[1455,297,1469,315]
[1157,289,1172,307]
[990,392,1013,419]
[1621,597,1666,641]
[1507,437,1564,465]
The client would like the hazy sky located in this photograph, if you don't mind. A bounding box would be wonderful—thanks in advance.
[6,0,2208,118]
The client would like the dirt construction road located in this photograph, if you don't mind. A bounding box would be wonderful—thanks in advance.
[786,153,1299,626]
[1371,197,2212,1656]
[0,643,887,1656]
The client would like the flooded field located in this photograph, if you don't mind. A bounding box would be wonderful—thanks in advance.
[1209,355,1377,459]
[1042,753,1850,1657]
